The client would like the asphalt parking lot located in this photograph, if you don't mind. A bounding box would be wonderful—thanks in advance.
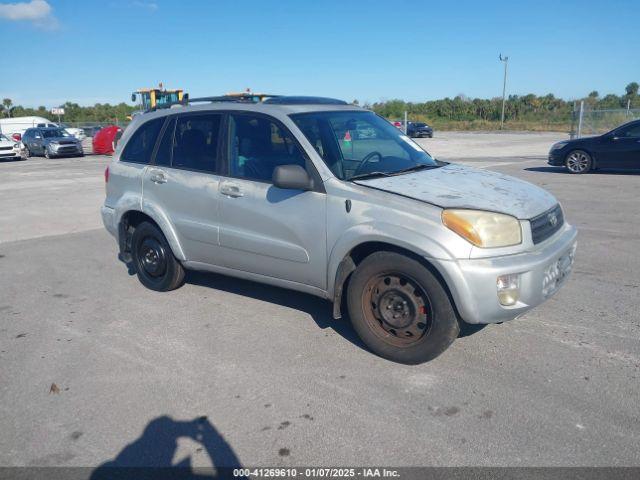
[1,131,639,469]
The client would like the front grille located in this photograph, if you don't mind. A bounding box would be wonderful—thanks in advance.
[530,204,564,244]
[0,146,12,151]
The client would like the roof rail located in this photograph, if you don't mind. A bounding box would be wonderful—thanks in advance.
[264,96,347,105]
[152,93,281,111]
[150,94,348,111]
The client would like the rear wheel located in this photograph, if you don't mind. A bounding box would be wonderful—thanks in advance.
[347,251,459,364]
[131,222,185,291]
[565,150,592,174]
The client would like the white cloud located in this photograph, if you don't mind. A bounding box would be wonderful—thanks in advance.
[132,1,158,12]
[0,0,58,29]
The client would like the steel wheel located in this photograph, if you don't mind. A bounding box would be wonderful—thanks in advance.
[566,150,591,174]
[130,221,185,291]
[136,236,167,279]
[362,272,432,347]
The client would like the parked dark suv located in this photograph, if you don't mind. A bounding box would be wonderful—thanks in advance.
[407,122,433,138]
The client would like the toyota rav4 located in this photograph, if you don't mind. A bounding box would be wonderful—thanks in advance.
[102,96,577,364]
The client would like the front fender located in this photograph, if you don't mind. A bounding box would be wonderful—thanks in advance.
[326,222,458,298]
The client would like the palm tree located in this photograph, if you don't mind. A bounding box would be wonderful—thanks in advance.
[2,98,15,118]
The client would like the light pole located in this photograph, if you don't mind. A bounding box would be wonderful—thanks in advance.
[499,54,509,130]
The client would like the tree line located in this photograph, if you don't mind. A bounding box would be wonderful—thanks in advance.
[0,99,135,124]
[367,82,638,130]
[1,82,638,130]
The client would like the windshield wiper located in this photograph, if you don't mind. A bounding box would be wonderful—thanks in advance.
[389,164,441,176]
[348,171,393,181]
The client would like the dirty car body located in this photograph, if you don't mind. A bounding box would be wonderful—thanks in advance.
[101,97,577,363]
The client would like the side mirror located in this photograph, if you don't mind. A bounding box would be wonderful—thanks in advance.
[272,164,313,190]
[131,93,137,102]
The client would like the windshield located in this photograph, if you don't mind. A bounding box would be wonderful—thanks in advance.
[156,92,180,107]
[290,111,438,180]
[42,129,70,138]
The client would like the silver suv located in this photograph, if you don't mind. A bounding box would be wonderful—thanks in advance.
[102,96,577,364]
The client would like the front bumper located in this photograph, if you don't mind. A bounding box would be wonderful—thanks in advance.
[0,149,24,159]
[432,224,578,324]
[547,151,565,166]
[49,143,83,156]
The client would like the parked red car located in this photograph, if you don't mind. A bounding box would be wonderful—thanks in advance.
[92,125,123,155]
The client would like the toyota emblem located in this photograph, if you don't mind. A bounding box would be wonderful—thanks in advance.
[548,212,558,227]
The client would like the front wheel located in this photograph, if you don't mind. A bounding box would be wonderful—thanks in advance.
[347,251,459,364]
[565,150,592,174]
[131,222,185,291]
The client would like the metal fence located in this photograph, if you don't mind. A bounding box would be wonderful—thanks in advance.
[570,102,640,138]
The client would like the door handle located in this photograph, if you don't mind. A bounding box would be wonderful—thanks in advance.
[149,171,167,184]
[220,183,244,197]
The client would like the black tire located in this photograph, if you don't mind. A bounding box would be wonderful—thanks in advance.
[44,148,51,159]
[565,149,592,174]
[347,251,459,364]
[131,222,185,291]
[24,147,31,158]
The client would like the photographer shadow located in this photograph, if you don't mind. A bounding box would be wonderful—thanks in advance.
[90,415,240,480]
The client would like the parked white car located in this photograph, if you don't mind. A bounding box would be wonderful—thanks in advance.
[0,134,26,160]
[60,124,87,141]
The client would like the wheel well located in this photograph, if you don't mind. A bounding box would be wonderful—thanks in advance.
[122,210,158,230]
[332,241,461,321]
[118,211,159,262]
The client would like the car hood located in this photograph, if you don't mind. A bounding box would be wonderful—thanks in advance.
[0,139,15,147]
[354,163,558,219]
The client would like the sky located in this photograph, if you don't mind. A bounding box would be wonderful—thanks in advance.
[0,0,639,108]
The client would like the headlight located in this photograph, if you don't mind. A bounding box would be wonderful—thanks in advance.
[50,141,58,145]
[550,141,568,151]
[442,209,522,248]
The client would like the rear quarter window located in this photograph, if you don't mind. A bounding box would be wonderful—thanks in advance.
[121,118,164,164]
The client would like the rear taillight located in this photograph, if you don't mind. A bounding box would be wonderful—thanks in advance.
[104,166,110,183]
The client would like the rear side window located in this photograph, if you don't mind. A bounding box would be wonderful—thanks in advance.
[121,118,163,164]
[172,114,222,173]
